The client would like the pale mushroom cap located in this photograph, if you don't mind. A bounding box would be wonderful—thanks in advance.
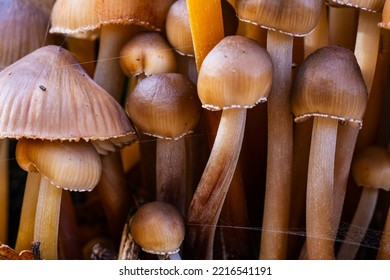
[50,0,176,37]
[16,138,102,192]
[197,35,273,110]
[236,0,323,36]
[119,31,177,78]
[127,73,201,140]
[130,201,185,255]
[352,146,390,191]
[378,0,390,29]
[326,0,385,12]
[0,0,54,69]
[0,45,136,146]
[291,46,368,128]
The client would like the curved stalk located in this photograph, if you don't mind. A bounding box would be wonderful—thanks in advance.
[306,117,337,260]
[186,108,247,259]
[260,30,293,260]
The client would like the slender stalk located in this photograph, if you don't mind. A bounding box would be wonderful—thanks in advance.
[156,138,187,215]
[0,139,8,243]
[306,117,337,260]
[15,173,41,252]
[377,206,390,259]
[260,30,293,260]
[186,108,247,259]
[34,177,62,260]
[337,187,379,259]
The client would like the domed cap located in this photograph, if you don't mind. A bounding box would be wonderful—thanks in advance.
[127,73,201,140]
[49,0,176,37]
[352,145,390,191]
[378,0,390,29]
[236,0,323,36]
[119,31,177,78]
[197,35,273,111]
[130,201,185,255]
[326,0,385,13]
[0,45,136,151]
[16,138,102,192]
[291,46,368,128]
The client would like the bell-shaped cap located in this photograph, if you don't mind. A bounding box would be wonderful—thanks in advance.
[127,73,201,140]
[378,0,390,29]
[197,35,273,111]
[0,45,136,150]
[291,46,368,128]
[326,0,385,13]
[130,201,185,255]
[236,0,323,36]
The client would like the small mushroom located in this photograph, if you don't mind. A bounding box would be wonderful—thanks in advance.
[130,201,185,260]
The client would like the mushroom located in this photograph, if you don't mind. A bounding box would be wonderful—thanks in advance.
[291,46,367,259]
[325,0,385,240]
[236,0,323,260]
[0,45,136,258]
[0,0,55,245]
[130,201,185,260]
[127,73,201,214]
[377,206,390,259]
[185,35,273,259]
[337,145,390,259]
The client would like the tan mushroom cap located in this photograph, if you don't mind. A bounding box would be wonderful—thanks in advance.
[378,0,390,29]
[236,0,322,36]
[127,73,201,140]
[119,31,177,78]
[0,45,136,149]
[197,35,273,111]
[0,0,55,69]
[16,138,102,192]
[291,46,368,128]
[49,0,176,37]
[326,0,385,13]
[352,146,390,191]
[130,201,185,255]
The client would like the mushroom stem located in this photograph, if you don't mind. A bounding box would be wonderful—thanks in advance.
[377,206,390,259]
[0,140,8,243]
[337,187,379,259]
[156,138,187,215]
[14,173,41,252]
[306,116,337,260]
[33,177,62,260]
[260,30,293,260]
[186,108,247,259]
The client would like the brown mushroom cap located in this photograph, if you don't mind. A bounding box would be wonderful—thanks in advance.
[326,0,385,13]
[16,138,102,192]
[130,201,185,255]
[119,31,177,78]
[197,35,273,110]
[352,146,390,191]
[49,0,176,37]
[291,46,368,128]
[0,45,136,148]
[236,0,322,36]
[126,73,201,140]
[378,0,390,29]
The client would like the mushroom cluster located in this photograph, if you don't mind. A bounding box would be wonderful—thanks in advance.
[0,0,389,262]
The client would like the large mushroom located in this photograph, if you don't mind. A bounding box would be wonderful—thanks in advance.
[0,45,136,259]
[291,46,367,259]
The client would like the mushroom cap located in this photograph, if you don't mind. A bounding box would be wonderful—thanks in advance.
[16,138,102,192]
[0,0,54,69]
[0,45,136,150]
[236,0,323,36]
[378,0,390,29]
[49,0,176,37]
[197,35,273,111]
[352,146,390,191]
[130,201,185,255]
[126,73,201,140]
[119,31,177,78]
[291,46,368,128]
[326,0,385,13]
